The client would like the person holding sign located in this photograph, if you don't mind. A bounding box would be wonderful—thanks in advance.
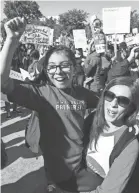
[84,35,110,96]
[107,42,139,83]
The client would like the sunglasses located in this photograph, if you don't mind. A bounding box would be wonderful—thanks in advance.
[104,90,131,108]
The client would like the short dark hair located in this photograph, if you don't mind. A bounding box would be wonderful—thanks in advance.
[30,49,40,60]
[107,44,114,52]
[119,42,127,50]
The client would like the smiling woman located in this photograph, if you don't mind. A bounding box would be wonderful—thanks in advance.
[1,17,101,193]
[89,77,139,145]
[43,46,76,89]
[85,76,139,193]
[104,85,132,128]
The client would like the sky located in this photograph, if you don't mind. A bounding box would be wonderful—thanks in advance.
[1,0,139,21]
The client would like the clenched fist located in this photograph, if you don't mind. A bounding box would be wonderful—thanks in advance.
[4,17,26,40]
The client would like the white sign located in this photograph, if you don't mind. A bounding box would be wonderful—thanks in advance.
[103,7,131,34]
[95,44,106,53]
[49,29,54,45]
[134,34,139,45]
[20,24,53,45]
[125,34,139,46]
[112,34,124,44]
[9,70,23,81]
[20,68,31,81]
[73,29,87,49]
[125,36,135,46]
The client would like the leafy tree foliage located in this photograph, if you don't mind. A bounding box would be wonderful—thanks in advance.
[53,24,63,39]
[85,24,92,40]
[130,10,139,30]
[45,17,56,28]
[0,18,9,42]
[3,1,42,23]
[59,9,89,34]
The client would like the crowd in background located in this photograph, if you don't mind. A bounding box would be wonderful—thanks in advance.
[1,16,139,193]
[0,33,139,119]
[1,35,138,91]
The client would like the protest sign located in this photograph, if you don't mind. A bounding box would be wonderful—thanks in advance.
[102,7,131,34]
[125,36,135,46]
[125,34,139,46]
[94,32,106,53]
[20,68,31,81]
[20,25,53,45]
[49,29,54,45]
[95,44,106,53]
[134,34,139,45]
[73,29,87,49]
[111,34,124,44]
[9,70,23,81]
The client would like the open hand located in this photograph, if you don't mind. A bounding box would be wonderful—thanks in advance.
[4,17,26,40]
[130,46,139,59]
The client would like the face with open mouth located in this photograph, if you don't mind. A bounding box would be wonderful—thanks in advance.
[47,52,74,89]
[104,85,132,125]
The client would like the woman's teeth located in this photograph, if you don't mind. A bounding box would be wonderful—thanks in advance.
[55,77,65,81]
[108,109,117,116]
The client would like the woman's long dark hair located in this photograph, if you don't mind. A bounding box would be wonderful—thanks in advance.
[89,76,139,150]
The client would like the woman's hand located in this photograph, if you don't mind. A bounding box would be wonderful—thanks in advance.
[4,17,26,40]
[127,46,139,63]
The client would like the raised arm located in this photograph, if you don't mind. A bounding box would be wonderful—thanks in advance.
[0,17,26,89]
[127,46,139,64]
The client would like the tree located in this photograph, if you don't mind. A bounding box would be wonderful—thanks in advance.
[3,1,42,23]
[53,24,63,39]
[130,10,139,31]
[59,9,89,34]
[85,24,92,40]
[45,17,56,28]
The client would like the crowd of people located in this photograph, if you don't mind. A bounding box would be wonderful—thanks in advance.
[1,16,139,193]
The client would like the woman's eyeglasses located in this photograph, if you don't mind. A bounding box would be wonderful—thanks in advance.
[104,90,131,108]
[47,62,72,74]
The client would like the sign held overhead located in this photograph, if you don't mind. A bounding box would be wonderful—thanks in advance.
[102,7,131,34]
[73,29,87,50]
[20,24,54,45]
